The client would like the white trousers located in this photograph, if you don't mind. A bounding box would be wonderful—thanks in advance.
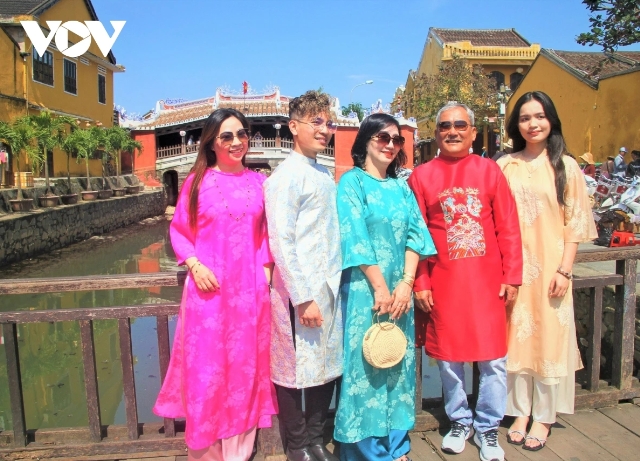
[188,426,257,461]
[506,373,557,424]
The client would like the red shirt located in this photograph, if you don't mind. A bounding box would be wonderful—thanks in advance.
[408,155,523,361]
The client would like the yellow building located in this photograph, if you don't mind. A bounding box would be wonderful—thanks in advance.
[0,0,124,183]
[402,28,540,161]
[506,49,640,164]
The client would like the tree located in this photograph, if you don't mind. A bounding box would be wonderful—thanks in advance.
[403,56,498,132]
[341,102,365,121]
[30,110,75,196]
[60,125,86,193]
[72,127,104,192]
[104,126,143,187]
[577,0,640,52]
[0,116,39,200]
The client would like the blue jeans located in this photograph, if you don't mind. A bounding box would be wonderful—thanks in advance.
[339,430,410,461]
[437,355,507,433]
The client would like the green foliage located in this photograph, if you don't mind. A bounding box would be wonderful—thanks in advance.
[404,56,498,130]
[341,102,365,121]
[104,126,143,180]
[0,116,39,199]
[577,0,640,52]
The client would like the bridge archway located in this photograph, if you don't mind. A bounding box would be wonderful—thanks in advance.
[163,170,179,206]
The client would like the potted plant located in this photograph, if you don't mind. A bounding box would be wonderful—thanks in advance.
[73,127,101,201]
[31,110,75,207]
[0,116,38,212]
[104,126,143,197]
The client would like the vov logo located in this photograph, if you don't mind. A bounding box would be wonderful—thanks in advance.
[21,21,126,58]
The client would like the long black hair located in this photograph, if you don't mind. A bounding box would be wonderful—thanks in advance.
[351,113,407,178]
[188,108,249,228]
[507,91,567,206]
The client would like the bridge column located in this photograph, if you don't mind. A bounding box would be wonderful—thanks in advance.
[132,130,161,186]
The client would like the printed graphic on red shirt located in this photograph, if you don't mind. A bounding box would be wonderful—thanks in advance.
[438,187,486,260]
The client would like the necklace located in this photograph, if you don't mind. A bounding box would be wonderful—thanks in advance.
[211,169,252,221]
[521,151,546,178]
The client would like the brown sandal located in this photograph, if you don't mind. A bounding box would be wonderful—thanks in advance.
[522,435,547,451]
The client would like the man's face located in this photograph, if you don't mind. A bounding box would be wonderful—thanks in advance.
[620,149,627,157]
[289,111,334,154]
[435,107,477,158]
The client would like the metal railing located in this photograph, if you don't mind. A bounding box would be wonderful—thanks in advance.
[1,246,637,458]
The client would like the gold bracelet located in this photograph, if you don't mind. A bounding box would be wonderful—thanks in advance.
[400,279,413,288]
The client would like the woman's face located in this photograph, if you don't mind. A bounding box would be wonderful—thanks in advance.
[518,99,551,146]
[366,123,402,168]
[212,116,249,170]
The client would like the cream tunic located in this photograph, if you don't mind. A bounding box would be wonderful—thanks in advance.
[498,153,597,413]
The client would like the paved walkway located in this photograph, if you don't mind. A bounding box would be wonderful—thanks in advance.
[407,402,640,461]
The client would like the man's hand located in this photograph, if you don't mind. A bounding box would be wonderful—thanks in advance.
[414,290,434,313]
[499,284,518,309]
[298,300,323,328]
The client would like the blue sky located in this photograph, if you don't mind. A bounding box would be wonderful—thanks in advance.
[92,0,640,116]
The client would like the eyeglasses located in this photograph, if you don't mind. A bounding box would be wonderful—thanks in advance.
[371,133,405,147]
[293,118,338,133]
[437,120,470,132]
[215,129,250,145]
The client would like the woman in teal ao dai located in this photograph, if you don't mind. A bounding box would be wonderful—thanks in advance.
[334,114,436,461]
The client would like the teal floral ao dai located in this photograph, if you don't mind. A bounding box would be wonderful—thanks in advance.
[334,168,436,444]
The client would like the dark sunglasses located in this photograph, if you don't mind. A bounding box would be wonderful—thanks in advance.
[437,121,470,132]
[371,132,405,147]
[216,129,250,145]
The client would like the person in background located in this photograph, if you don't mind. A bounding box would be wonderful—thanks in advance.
[497,91,597,452]
[613,147,627,175]
[264,90,342,461]
[626,150,640,178]
[155,108,277,461]
[409,102,523,461]
[579,152,596,178]
[334,113,436,461]
[601,156,615,178]
[187,135,194,146]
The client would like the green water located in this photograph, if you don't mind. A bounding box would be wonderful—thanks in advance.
[0,218,182,431]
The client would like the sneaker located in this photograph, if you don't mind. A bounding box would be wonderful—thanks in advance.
[473,429,504,461]
[441,421,473,454]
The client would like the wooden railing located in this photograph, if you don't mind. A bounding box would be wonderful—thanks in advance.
[156,144,198,159]
[1,247,638,458]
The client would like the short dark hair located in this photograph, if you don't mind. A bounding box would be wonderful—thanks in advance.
[351,113,407,179]
[289,90,332,120]
[507,91,567,206]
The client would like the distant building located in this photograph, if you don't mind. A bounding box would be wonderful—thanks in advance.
[400,28,540,162]
[0,0,124,182]
[507,49,640,163]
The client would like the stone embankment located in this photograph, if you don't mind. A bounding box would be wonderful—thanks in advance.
[0,188,166,267]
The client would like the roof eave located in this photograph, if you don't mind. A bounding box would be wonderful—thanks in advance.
[541,49,599,89]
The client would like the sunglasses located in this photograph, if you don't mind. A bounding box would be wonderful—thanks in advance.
[371,132,405,147]
[294,118,338,133]
[437,121,470,132]
[216,129,250,145]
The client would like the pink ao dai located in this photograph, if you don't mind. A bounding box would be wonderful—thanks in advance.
[154,168,278,450]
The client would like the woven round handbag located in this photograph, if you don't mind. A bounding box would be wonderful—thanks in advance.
[362,313,408,369]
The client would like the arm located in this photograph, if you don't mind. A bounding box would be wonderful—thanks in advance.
[337,173,394,315]
[407,170,434,312]
[492,169,523,307]
[170,175,219,292]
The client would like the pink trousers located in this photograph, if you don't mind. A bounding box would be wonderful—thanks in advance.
[187,426,257,461]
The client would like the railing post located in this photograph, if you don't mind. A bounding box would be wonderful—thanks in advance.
[612,258,636,389]
[79,320,102,442]
[2,323,27,447]
[156,315,175,437]
[118,317,139,440]
[586,286,603,392]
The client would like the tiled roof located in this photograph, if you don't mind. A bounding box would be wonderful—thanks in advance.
[545,49,640,84]
[0,0,47,17]
[217,101,289,116]
[138,103,214,128]
[431,28,530,47]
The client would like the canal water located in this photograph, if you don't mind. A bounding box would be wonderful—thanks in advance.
[0,217,470,432]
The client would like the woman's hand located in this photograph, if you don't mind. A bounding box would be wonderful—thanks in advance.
[549,272,570,298]
[372,288,394,315]
[389,282,412,320]
[190,261,220,293]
